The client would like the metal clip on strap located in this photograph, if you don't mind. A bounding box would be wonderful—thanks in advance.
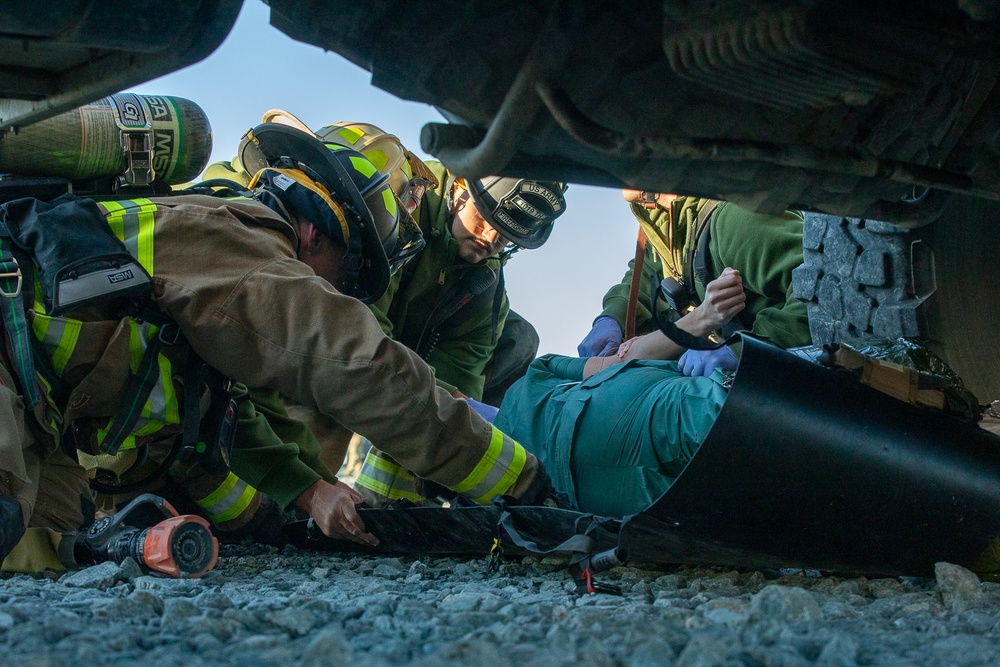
[0,256,22,298]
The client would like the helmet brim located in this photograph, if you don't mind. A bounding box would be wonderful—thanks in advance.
[240,123,391,303]
[468,187,554,250]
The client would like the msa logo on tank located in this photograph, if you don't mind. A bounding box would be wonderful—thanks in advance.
[145,96,179,181]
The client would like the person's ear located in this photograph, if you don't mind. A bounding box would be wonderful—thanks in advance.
[298,222,321,255]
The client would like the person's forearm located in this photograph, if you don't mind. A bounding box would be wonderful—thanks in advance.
[582,282,736,378]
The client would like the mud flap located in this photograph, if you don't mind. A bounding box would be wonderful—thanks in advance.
[621,334,1000,576]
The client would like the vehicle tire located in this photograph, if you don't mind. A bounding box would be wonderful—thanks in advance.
[792,201,1000,403]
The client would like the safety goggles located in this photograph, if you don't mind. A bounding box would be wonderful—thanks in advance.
[398,177,432,215]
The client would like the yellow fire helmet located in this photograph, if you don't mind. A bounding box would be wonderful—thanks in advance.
[261,110,437,215]
[239,123,424,303]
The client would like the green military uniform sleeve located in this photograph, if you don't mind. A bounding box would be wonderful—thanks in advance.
[705,203,811,349]
[228,384,338,509]
[427,290,510,400]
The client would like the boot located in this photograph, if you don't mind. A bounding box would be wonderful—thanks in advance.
[0,495,26,562]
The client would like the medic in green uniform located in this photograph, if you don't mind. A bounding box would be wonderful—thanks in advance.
[578,191,810,375]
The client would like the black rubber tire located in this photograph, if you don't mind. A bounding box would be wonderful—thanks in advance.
[792,213,930,342]
[792,202,1000,403]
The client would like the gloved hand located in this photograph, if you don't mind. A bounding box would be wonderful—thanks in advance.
[577,317,624,357]
[678,346,738,377]
[466,397,500,423]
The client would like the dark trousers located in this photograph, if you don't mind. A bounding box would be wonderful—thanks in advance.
[482,310,539,407]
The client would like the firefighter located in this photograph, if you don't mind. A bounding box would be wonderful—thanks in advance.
[354,163,568,506]
[0,122,557,571]
[206,113,567,506]
[577,190,811,375]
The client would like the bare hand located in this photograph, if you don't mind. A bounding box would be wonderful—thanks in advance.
[294,480,379,546]
[696,267,746,330]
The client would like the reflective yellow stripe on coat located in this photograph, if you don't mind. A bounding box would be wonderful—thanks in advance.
[454,426,527,504]
[355,449,422,503]
[195,471,258,524]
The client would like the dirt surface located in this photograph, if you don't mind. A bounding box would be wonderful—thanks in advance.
[2,544,999,666]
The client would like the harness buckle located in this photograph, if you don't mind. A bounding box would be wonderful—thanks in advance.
[0,258,23,298]
[158,322,182,345]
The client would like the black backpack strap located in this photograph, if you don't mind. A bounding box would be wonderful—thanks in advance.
[0,237,41,407]
[684,200,721,306]
[99,320,183,455]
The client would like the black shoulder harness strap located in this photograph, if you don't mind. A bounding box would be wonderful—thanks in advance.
[681,200,721,306]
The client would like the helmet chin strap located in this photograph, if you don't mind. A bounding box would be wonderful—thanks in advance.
[342,235,364,297]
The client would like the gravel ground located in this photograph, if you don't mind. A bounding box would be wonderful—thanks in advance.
[2,546,1000,666]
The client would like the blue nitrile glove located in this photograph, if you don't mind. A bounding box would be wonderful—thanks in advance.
[678,347,738,377]
[466,397,500,423]
[577,317,624,357]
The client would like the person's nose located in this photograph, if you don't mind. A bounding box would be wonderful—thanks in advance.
[480,224,500,243]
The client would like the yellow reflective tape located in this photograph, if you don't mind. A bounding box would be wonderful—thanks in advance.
[196,471,240,509]
[50,318,81,376]
[364,452,408,475]
[31,314,82,377]
[157,352,179,424]
[454,427,528,503]
[365,149,389,172]
[454,427,505,494]
[100,200,125,218]
[128,320,143,372]
[31,275,46,314]
[96,424,137,451]
[136,204,155,275]
[130,418,163,437]
[336,127,364,145]
[211,482,257,523]
[355,473,422,503]
[30,315,50,348]
[349,155,377,179]
[382,187,397,217]
[473,439,527,504]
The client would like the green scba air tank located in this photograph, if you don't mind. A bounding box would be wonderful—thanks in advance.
[0,94,212,185]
